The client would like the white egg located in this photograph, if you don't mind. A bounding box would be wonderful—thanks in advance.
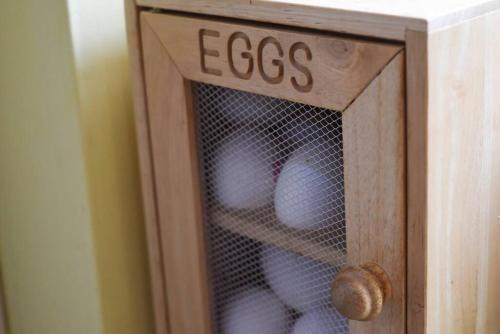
[217,89,274,124]
[274,140,344,230]
[291,307,347,334]
[213,130,276,210]
[222,287,289,334]
[261,246,337,313]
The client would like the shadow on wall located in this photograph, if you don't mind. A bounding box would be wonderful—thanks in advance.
[73,41,155,334]
[0,266,7,334]
[68,1,155,332]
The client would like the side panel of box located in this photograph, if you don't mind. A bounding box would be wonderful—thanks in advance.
[407,10,500,334]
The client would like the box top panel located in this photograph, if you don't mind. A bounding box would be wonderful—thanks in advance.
[137,0,500,40]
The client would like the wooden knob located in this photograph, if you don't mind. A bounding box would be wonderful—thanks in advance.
[331,263,392,321]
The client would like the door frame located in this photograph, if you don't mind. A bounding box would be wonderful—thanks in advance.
[137,11,406,334]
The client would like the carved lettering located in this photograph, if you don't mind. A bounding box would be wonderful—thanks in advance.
[199,29,222,76]
[290,42,313,93]
[198,29,314,93]
[257,37,284,84]
[228,32,253,80]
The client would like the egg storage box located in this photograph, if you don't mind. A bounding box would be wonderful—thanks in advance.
[126,1,500,333]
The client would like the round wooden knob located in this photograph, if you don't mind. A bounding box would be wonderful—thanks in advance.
[331,263,392,321]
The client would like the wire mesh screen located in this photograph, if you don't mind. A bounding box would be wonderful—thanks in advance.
[193,83,348,334]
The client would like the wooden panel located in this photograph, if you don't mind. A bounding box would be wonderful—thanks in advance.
[342,52,406,334]
[423,10,500,334]
[142,12,402,111]
[484,12,500,333]
[405,29,428,334]
[124,1,170,333]
[406,13,500,334]
[138,0,419,40]
[211,208,345,267]
[141,15,213,334]
[137,0,500,40]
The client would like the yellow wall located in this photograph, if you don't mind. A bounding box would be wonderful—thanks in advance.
[0,0,153,333]
[67,0,154,333]
[0,1,103,333]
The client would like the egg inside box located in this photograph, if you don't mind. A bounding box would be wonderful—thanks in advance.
[194,84,348,334]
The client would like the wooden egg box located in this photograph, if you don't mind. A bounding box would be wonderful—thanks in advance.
[125,1,500,333]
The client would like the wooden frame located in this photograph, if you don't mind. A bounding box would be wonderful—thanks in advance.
[141,17,212,334]
[342,52,406,334]
[125,2,170,333]
[135,9,406,334]
[142,13,402,111]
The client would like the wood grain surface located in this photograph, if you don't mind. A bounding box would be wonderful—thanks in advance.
[141,16,213,334]
[342,52,406,334]
[124,1,170,332]
[211,208,345,267]
[142,12,402,111]
[424,11,500,334]
[406,10,500,334]
[137,0,500,40]
[405,29,428,334]
[331,263,392,321]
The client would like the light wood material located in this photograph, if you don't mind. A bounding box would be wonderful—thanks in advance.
[124,1,170,333]
[212,208,345,267]
[423,11,500,334]
[331,263,392,321]
[406,10,500,334]
[137,0,500,40]
[141,15,213,334]
[405,29,428,334]
[342,52,406,334]
[142,13,402,111]
[484,12,500,333]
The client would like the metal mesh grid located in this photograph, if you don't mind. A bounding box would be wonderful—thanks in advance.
[193,83,348,334]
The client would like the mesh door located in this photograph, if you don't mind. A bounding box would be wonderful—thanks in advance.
[194,83,348,334]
